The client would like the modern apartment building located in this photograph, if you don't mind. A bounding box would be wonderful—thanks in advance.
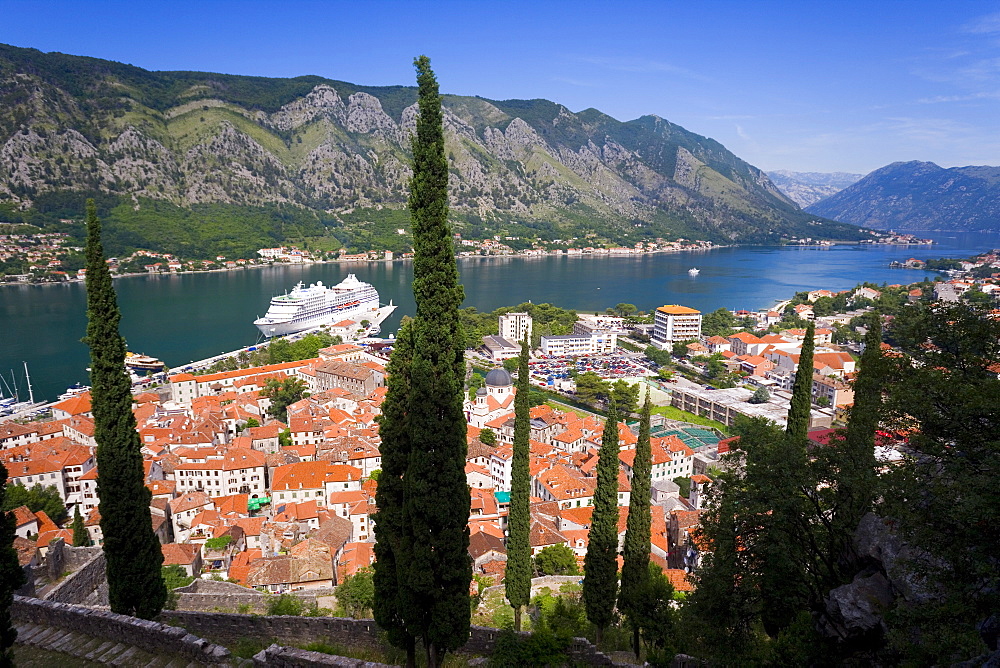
[651,305,702,349]
[499,312,532,344]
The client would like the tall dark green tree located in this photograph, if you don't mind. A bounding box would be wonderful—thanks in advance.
[71,506,88,547]
[880,303,1000,663]
[785,321,815,442]
[583,401,621,645]
[756,321,815,637]
[505,338,532,631]
[619,391,653,658]
[817,321,884,579]
[0,463,26,666]
[373,321,416,665]
[373,57,471,668]
[84,200,166,618]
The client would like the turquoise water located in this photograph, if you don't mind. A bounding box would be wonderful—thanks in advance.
[3,230,998,402]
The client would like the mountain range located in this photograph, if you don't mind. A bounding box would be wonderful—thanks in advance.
[806,161,1000,232]
[0,43,868,257]
[766,170,863,208]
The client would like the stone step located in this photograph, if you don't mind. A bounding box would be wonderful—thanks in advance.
[15,624,43,643]
[93,641,128,663]
[72,636,107,658]
[51,630,83,652]
[84,640,117,661]
[26,626,60,645]
[83,640,115,661]
[110,645,142,665]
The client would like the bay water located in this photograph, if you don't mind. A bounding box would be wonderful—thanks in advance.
[3,230,998,403]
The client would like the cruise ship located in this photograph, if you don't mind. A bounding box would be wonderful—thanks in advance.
[253,274,380,337]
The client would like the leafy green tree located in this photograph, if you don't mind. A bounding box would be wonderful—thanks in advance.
[478,427,497,446]
[71,506,88,546]
[880,303,1000,663]
[673,476,691,499]
[619,392,652,658]
[534,544,579,576]
[633,564,677,661]
[374,57,471,668]
[502,357,519,373]
[265,337,292,364]
[749,386,770,404]
[644,345,673,368]
[583,401,621,645]
[684,417,786,661]
[467,372,485,400]
[1,483,67,524]
[701,307,737,337]
[0,463,26,665]
[613,303,638,318]
[506,339,532,631]
[610,379,639,416]
[260,377,309,422]
[574,371,609,405]
[337,567,375,618]
[161,564,195,610]
[243,417,260,430]
[84,200,166,619]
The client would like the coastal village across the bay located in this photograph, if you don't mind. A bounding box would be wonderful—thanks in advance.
[4,249,999,613]
[1,227,933,284]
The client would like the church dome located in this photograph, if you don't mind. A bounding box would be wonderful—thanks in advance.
[476,387,487,396]
[484,368,513,387]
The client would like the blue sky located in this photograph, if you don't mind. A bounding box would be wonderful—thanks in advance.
[4,0,999,174]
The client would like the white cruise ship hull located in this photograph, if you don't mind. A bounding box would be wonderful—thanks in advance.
[253,274,380,338]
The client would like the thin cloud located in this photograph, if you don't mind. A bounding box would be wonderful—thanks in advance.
[918,90,1000,103]
[551,76,599,88]
[962,11,1000,34]
[574,56,712,82]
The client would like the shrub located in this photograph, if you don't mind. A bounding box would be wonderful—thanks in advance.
[266,593,305,616]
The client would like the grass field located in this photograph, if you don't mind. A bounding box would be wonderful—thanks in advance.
[651,404,729,433]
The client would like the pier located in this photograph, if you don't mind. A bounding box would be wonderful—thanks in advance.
[171,302,397,375]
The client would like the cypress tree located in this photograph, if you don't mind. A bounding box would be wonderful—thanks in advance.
[71,506,88,547]
[619,391,652,658]
[584,401,622,645]
[758,321,815,637]
[505,338,532,631]
[374,57,470,668]
[84,200,166,618]
[1,463,26,665]
[373,320,416,666]
[829,321,883,565]
[786,321,815,442]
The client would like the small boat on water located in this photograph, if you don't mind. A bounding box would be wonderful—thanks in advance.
[688,267,700,276]
[57,383,91,401]
[125,352,165,372]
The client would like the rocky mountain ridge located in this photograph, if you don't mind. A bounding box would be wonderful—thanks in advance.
[805,161,1000,232]
[0,43,868,247]
[766,170,863,208]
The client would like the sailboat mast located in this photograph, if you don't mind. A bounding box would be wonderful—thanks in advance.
[23,361,34,404]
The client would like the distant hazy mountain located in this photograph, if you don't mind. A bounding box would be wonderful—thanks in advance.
[766,170,863,208]
[805,161,1000,232]
[0,43,868,259]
